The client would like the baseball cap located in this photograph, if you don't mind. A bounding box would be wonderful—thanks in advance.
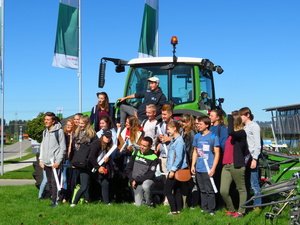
[102,130,112,139]
[147,76,159,83]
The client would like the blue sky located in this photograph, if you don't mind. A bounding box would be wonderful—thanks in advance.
[3,0,300,122]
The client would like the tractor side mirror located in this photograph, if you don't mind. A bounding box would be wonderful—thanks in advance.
[98,60,106,88]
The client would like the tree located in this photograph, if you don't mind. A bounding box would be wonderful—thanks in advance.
[261,127,273,139]
[27,112,45,143]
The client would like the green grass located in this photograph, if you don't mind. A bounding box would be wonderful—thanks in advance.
[0,185,291,225]
[0,165,34,179]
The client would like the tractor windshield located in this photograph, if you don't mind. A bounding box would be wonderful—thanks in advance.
[125,63,215,110]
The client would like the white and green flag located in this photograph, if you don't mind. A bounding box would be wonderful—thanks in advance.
[138,0,159,58]
[52,0,79,69]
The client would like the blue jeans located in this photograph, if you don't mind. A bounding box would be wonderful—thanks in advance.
[250,167,261,206]
[62,160,71,190]
[38,170,47,199]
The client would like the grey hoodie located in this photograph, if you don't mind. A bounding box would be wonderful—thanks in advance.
[244,121,261,160]
[40,123,66,167]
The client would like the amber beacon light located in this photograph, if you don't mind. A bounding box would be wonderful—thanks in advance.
[171,36,178,46]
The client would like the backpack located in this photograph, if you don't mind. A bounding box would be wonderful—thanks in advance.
[43,129,60,145]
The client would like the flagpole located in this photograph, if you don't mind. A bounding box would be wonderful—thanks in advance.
[156,0,159,56]
[0,0,4,176]
[77,0,82,113]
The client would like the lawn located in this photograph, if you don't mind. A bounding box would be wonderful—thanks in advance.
[0,164,34,179]
[0,185,291,225]
[0,150,294,225]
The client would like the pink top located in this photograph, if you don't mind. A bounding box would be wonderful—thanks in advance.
[222,136,234,165]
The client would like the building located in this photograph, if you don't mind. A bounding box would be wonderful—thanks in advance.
[264,104,300,148]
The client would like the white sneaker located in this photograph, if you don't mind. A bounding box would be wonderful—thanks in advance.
[70,204,76,207]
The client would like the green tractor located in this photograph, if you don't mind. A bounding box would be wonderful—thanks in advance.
[98,36,224,122]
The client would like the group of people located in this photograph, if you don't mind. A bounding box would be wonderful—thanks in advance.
[38,76,262,219]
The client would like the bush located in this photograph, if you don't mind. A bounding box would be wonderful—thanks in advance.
[27,112,45,143]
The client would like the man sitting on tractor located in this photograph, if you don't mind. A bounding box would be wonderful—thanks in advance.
[118,76,167,128]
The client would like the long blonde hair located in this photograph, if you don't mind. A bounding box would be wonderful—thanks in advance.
[128,116,141,143]
[75,115,96,139]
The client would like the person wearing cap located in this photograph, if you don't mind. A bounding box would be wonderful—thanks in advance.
[118,76,167,128]
[88,129,116,204]
[90,91,110,132]
[96,115,117,146]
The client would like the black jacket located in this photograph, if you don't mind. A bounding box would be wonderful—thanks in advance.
[88,138,115,179]
[71,134,97,170]
[136,87,167,121]
[227,115,249,168]
[126,149,159,185]
[183,130,195,167]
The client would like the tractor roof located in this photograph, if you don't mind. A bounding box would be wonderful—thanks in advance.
[128,57,206,65]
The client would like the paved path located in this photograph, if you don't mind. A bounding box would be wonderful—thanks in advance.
[0,158,37,186]
[1,140,37,174]
[3,140,33,160]
[0,140,37,186]
[0,179,35,186]
[4,157,36,173]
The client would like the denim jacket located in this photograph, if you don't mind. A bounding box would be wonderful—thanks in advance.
[166,135,187,172]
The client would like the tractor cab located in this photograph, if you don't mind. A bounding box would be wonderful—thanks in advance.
[98,36,224,118]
